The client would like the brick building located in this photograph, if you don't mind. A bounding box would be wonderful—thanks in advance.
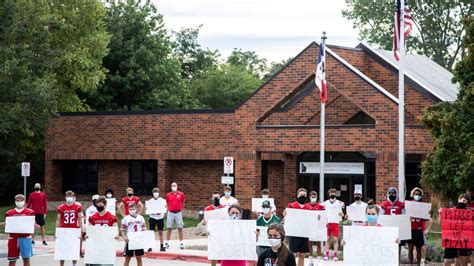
[45,42,457,212]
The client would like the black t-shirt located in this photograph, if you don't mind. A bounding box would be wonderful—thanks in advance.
[257,248,296,266]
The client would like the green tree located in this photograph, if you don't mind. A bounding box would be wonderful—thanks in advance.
[342,0,471,70]
[420,16,474,201]
[227,49,268,78]
[87,0,198,111]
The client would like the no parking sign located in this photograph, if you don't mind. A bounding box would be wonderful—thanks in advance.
[223,157,234,174]
[22,162,30,177]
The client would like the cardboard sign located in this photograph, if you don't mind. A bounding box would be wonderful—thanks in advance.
[204,206,229,221]
[5,216,35,234]
[405,201,431,220]
[106,198,116,216]
[256,226,271,247]
[378,214,412,240]
[84,226,117,264]
[343,226,399,266]
[54,228,81,260]
[309,211,328,242]
[145,198,167,215]
[284,208,319,238]
[347,204,366,222]
[207,220,257,260]
[327,207,342,223]
[128,230,156,250]
[251,198,276,213]
[441,208,473,249]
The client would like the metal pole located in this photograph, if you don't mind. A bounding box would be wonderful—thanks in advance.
[398,0,406,201]
[319,33,327,203]
[23,176,27,196]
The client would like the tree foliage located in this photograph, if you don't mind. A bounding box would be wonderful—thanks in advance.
[420,16,474,201]
[342,0,472,70]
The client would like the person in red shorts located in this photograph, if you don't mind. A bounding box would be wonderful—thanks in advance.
[307,191,325,265]
[27,183,48,245]
[118,187,143,216]
[322,188,345,261]
[56,190,83,266]
[2,194,35,266]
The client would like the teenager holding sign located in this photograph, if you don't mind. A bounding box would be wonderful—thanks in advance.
[308,191,324,265]
[257,224,296,266]
[256,200,281,256]
[121,203,147,266]
[146,187,166,252]
[221,204,246,266]
[322,188,344,261]
[407,187,432,266]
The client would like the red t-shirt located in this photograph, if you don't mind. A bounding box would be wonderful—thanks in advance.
[204,204,226,211]
[121,196,140,215]
[287,201,312,210]
[380,200,405,215]
[6,208,35,238]
[408,201,427,229]
[309,202,325,211]
[27,192,48,214]
[57,202,83,228]
[166,191,186,212]
[88,211,117,226]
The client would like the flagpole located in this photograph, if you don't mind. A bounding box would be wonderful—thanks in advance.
[398,1,406,201]
[319,32,327,203]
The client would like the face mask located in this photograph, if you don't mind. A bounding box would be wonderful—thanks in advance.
[329,195,336,199]
[262,208,270,215]
[354,196,361,201]
[171,186,177,192]
[297,195,306,204]
[268,238,281,248]
[388,195,397,202]
[127,193,133,197]
[15,201,25,209]
[457,202,467,209]
[230,214,239,220]
[129,209,137,216]
[224,191,231,197]
[213,198,220,206]
[153,192,159,198]
[262,195,269,199]
[106,193,112,198]
[35,188,40,192]
[66,197,75,204]
[367,215,378,223]
[414,195,422,201]
[310,197,317,203]
[96,206,104,212]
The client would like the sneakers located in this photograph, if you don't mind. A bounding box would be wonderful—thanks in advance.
[420,258,425,266]
[333,257,338,261]
[179,243,185,249]
[307,262,314,266]
[42,240,47,246]
[323,256,329,261]
[164,242,169,249]
[160,246,166,252]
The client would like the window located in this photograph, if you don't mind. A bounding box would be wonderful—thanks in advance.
[62,161,98,194]
[129,161,157,195]
[344,111,375,125]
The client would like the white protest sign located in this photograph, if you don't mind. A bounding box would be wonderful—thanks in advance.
[106,198,116,216]
[251,198,276,213]
[347,204,367,222]
[378,214,412,240]
[208,220,257,260]
[309,211,328,242]
[405,201,431,220]
[343,226,399,266]
[204,206,229,221]
[21,162,30,176]
[327,207,342,223]
[284,208,319,238]
[84,226,117,264]
[128,230,156,250]
[145,198,167,215]
[5,216,35,234]
[223,157,234,174]
[54,228,81,260]
[256,226,271,247]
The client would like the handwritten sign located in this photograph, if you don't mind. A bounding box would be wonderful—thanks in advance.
[378,214,412,240]
[54,228,81,260]
[145,199,167,215]
[284,208,319,238]
[252,198,276,213]
[405,201,431,220]
[106,198,116,216]
[347,204,366,222]
[84,226,117,264]
[207,220,257,260]
[204,206,229,221]
[5,216,35,234]
[343,226,399,266]
[256,226,271,247]
[128,230,156,250]
[441,208,473,249]
[309,211,328,242]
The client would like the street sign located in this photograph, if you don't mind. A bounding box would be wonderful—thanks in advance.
[221,175,234,185]
[22,162,30,177]
[223,157,234,174]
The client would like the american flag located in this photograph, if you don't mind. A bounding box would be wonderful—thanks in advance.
[393,0,412,60]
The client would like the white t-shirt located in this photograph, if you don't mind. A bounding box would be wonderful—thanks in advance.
[147,197,166,220]
[85,205,97,226]
[220,196,238,207]
[121,214,146,232]
[323,199,345,211]
[349,201,367,208]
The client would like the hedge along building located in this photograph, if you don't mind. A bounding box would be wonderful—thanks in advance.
[45,42,458,212]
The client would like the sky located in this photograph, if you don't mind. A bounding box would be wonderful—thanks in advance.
[152,0,360,63]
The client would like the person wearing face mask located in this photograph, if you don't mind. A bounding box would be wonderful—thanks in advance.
[118,187,143,217]
[120,202,147,266]
[56,191,83,266]
[347,189,367,226]
[165,182,186,250]
[3,194,35,266]
[257,224,296,266]
[258,189,277,215]
[105,188,114,199]
[220,204,247,266]
[146,187,167,252]
[256,200,281,256]
[85,194,100,225]
[407,188,431,266]
[380,187,406,215]
[220,186,239,207]
[27,183,48,246]
[307,191,324,265]
[284,188,311,266]
[322,188,345,261]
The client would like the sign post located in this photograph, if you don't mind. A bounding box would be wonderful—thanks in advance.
[222,157,234,185]
[21,162,30,196]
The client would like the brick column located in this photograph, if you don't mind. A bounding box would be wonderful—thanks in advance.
[375,151,399,202]
[283,154,298,205]
[44,160,62,201]
[235,154,261,210]
[158,160,173,192]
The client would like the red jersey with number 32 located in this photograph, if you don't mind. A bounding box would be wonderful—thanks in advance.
[380,200,405,215]
[6,208,35,238]
[57,202,83,228]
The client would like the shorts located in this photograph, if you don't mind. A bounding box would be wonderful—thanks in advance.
[149,218,164,231]
[327,223,339,237]
[288,236,310,253]
[444,248,472,259]
[166,212,184,229]
[8,237,33,261]
[124,243,144,257]
[407,229,425,247]
[35,214,46,226]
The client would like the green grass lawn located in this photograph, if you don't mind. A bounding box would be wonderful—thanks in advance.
[0,206,200,236]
